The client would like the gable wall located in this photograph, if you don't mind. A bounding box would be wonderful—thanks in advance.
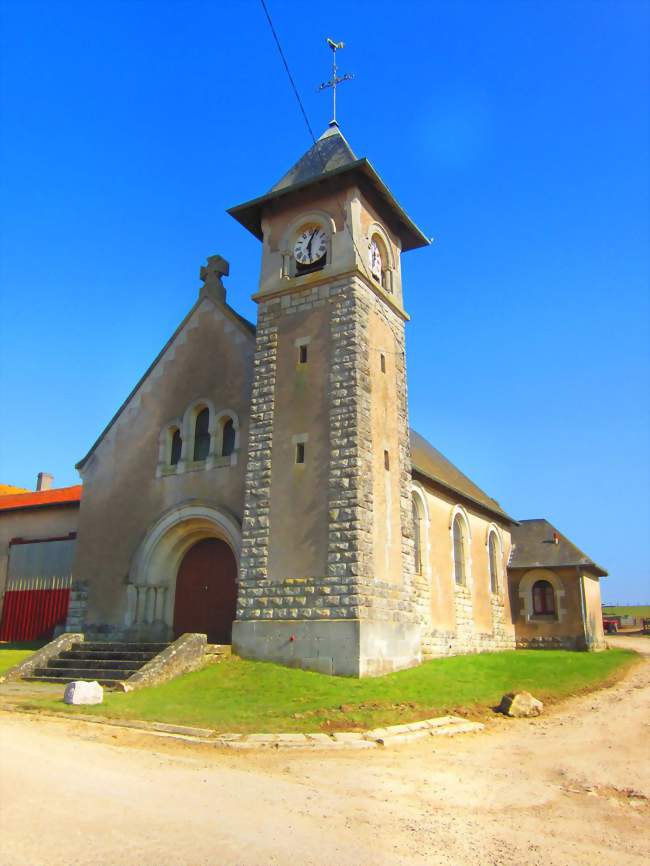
[73,299,254,631]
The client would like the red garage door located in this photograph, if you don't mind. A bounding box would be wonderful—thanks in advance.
[0,576,72,642]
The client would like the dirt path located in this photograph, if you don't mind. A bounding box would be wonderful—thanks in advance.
[1,638,648,866]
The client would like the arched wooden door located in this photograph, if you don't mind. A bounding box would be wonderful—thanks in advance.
[173,538,237,643]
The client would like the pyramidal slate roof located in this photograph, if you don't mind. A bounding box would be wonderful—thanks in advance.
[410,429,515,524]
[270,123,358,192]
[227,125,429,251]
[509,519,607,576]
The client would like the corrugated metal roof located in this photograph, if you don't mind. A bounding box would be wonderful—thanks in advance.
[410,429,515,524]
[509,518,607,576]
[0,485,82,513]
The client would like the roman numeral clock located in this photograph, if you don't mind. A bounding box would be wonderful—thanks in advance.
[293,225,328,273]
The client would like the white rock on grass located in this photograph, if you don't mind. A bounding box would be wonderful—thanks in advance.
[499,691,543,718]
[64,681,104,705]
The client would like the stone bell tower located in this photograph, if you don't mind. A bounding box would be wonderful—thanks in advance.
[228,124,429,676]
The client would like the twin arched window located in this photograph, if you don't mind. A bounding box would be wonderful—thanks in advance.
[188,408,236,463]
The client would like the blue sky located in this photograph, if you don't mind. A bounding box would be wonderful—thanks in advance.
[1,0,648,603]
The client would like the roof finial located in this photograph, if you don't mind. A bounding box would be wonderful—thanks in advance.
[318,38,354,127]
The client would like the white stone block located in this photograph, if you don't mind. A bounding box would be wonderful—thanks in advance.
[64,681,104,705]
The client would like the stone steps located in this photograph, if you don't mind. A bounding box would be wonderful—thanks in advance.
[81,642,169,653]
[23,640,171,686]
[48,658,145,671]
[61,650,160,662]
[205,644,231,658]
[22,675,127,688]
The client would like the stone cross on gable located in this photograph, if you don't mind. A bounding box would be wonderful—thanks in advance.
[199,254,230,302]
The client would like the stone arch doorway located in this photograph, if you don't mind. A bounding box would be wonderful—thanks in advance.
[173,538,237,643]
[126,503,242,640]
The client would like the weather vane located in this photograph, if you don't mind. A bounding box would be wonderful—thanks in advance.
[318,38,354,126]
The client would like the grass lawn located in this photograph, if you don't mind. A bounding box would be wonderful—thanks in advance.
[0,641,44,676]
[24,648,638,733]
[602,605,650,618]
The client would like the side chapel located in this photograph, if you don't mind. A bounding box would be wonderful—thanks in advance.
[70,123,606,675]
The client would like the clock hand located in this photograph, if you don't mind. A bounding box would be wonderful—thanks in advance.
[307,228,318,257]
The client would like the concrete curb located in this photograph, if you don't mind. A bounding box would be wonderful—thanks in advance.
[4,706,484,749]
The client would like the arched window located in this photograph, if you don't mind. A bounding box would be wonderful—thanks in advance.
[368,235,391,293]
[532,580,556,616]
[488,531,499,593]
[221,418,235,457]
[193,407,210,461]
[412,495,423,574]
[453,514,466,586]
[170,428,182,466]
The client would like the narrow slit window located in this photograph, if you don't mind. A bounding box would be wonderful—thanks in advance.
[488,532,499,593]
[453,514,466,586]
[384,450,390,470]
[193,407,210,461]
[413,496,423,574]
[221,418,235,457]
[170,428,182,466]
[299,344,308,364]
[380,353,386,373]
[296,442,305,464]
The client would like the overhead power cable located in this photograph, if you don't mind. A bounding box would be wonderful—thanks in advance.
[257,1,381,289]
[259,0,318,146]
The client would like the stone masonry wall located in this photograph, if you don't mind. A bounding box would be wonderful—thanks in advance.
[238,308,278,594]
[58,581,88,635]
[237,276,422,628]
[422,589,515,658]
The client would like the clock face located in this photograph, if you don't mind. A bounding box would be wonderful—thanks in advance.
[369,238,383,281]
[294,226,328,266]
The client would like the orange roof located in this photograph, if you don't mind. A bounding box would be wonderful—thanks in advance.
[0,484,29,496]
[0,485,82,513]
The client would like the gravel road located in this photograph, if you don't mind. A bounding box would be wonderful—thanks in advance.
[1,635,648,866]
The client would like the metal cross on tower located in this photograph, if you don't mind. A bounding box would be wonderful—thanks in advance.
[318,38,354,126]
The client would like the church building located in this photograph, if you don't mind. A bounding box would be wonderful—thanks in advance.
[67,124,606,676]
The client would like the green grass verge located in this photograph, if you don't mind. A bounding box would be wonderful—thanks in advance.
[23,648,638,733]
[0,642,44,676]
[602,605,650,617]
